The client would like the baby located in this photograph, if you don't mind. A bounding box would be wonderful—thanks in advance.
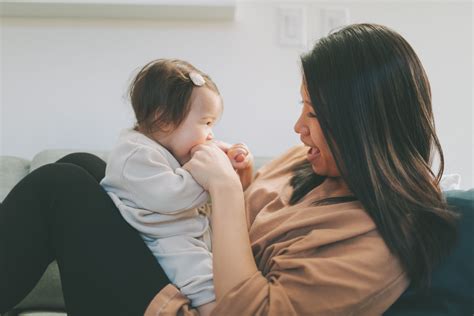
[100,59,249,315]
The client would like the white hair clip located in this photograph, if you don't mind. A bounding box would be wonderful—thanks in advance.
[189,72,205,86]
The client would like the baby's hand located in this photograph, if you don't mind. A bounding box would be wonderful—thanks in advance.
[228,143,251,169]
[214,141,253,170]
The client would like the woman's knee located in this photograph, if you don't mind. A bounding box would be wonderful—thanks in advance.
[56,152,106,182]
[56,152,103,165]
[1,163,89,218]
[30,163,96,192]
[28,163,110,220]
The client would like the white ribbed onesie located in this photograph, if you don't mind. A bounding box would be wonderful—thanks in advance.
[100,128,214,307]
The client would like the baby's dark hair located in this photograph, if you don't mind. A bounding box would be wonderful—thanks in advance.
[129,59,220,133]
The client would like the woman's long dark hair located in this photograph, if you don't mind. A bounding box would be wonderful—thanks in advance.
[292,23,458,288]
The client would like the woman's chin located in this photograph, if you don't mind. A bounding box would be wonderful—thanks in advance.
[310,162,320,174]
[310,161,327,176]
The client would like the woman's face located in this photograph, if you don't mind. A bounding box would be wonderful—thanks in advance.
[294,82,341,177]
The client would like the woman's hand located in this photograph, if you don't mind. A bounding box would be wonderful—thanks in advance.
[214,141,254,190]
[185,141,258,300]
[182,141,241,192]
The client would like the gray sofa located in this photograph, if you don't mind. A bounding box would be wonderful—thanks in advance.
[1,149,472,315]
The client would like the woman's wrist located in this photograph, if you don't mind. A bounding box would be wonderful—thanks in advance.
[209,176,242,197]
[207,174,257,298]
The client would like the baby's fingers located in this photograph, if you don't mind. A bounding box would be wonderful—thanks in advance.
[229,149,252,170]
[234,153,245,163]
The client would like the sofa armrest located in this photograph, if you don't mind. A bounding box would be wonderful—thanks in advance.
[0,156,30,202]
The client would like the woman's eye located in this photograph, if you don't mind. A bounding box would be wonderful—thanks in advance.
[307,112,317,118]
[206,121,212,126]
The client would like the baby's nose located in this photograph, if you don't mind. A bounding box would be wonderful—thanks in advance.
[206,131,214,140]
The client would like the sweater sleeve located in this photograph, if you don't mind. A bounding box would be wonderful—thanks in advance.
[120,146,208,213]
[146,230,408,316]
[211,230,408,316]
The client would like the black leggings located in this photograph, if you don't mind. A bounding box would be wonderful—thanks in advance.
[0,153,170,315]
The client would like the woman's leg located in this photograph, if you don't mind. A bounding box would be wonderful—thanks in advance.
[55,152,106,182]
[0,159,169,315]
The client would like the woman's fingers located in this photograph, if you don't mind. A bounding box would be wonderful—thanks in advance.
[184,141,240,190]
[189,143,205,156]
[212,140,231,153]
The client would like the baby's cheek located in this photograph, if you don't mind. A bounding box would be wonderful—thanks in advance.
[193,130,210,144]
[177,143,196,163]
[183,132,204,147]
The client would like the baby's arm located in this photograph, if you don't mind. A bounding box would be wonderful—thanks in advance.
[226,143,254,191]
[119,147,208,212]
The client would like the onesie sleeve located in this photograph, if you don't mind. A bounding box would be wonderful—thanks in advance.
[121,146,208,213]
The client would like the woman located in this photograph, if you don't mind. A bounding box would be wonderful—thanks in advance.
[0,24,458,315]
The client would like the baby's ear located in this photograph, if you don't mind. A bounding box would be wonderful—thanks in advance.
[150,116,175,134]
[161,123,176,134]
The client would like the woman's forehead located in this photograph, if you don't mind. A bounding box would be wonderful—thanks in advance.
[300,82,310,99]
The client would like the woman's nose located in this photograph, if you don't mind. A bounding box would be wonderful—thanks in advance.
[294,117,309,136]
[299,126,310,136]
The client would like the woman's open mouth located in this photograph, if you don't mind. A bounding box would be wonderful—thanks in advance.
[307,146,321,162]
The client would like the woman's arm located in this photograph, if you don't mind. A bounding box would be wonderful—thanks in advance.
[183,143,258,299]
[209,180,257,298]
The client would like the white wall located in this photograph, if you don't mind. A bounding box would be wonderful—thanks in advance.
[1,0,473,188]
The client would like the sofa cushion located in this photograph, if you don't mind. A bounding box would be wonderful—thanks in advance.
[12,262,65,313]
[0,156,30,201]
[30,149,109,172]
